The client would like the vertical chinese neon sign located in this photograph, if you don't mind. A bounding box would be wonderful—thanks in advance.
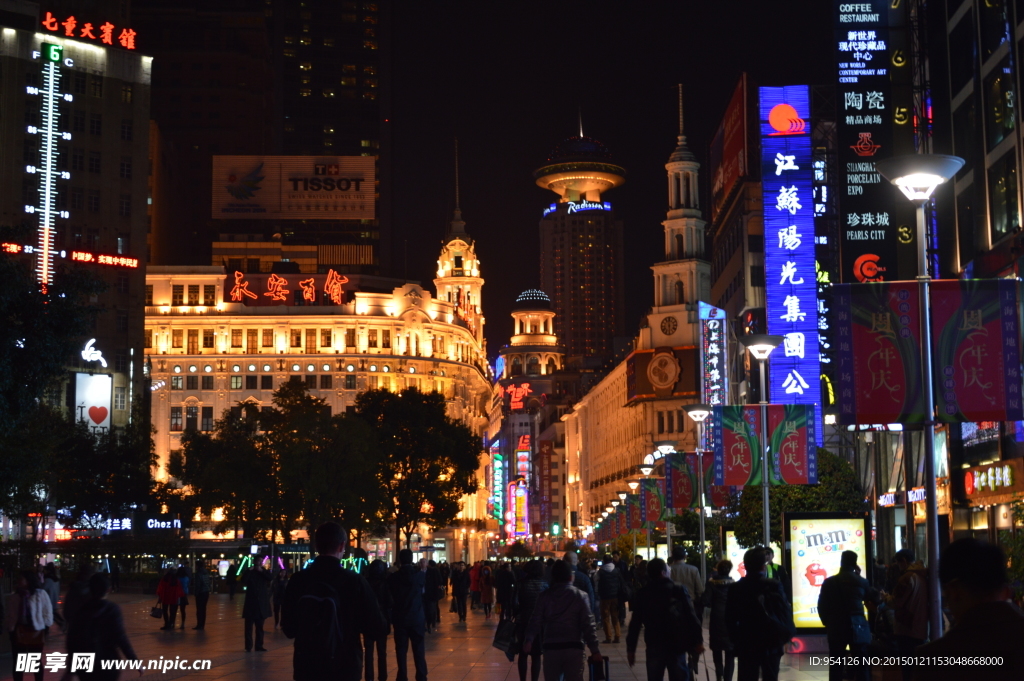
[760,85,822,444]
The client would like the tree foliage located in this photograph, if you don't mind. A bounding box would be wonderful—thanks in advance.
[733,448,867,549]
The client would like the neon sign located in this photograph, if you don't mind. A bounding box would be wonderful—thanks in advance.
[225,270,349,306]
[542,200,612,217]
[490,443,505,523]
[509,479,529,537]
[501,382,533,410]
[71,251,139,268]
[41,12,137,49]
[81,338,106,367]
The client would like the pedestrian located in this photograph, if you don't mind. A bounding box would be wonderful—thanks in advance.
[479,562,495,619]
[155,569,182,631]
[469,561,481,610]
[422,559,442,633]
[563,551,597,626]
[628,554,648,602]
[910,538,1024,681]
[365,559,394,681]
[702,559,736,681]
[514,560,548,681]
[626,557,704,681]
[764,548,789,596]
[65,573,139,680]
[887,548,929,681]
[669,546,705,678]
[438,561,450,596]
[871,557,887,589]
[63,564,97,634]
[242,560,272,651]
[192,559,212,631]
[387,548,429,681]
[595,554,627,644]
[176,566,190,630]
[42,563,64,629]
[450,562,470,623]
[724,547,793,681]
[817,550,878,681]
[495,562,516,621]
[227,562,238,600]
[5,570,53,681]
[522,559,603,681]
[282,522,386,681]
[272,570,288,629]
[109,561,120,593]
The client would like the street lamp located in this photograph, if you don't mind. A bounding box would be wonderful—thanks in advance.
[617,490,628,501]
[740,333,783,547]
[627,479,640,492]
[685,402,713,582]
[875,153,963,640]
[610,499,620,508]
[639,463,654,477]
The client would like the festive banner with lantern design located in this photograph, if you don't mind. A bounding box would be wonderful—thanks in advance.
[627,494,642,532]
[640,478,667,529]
[767,404,818,485]
[687,452,734,507]
[713,406,763,486]
[665,453,696,510]
[713,405,816,486]
[616,507,628,538]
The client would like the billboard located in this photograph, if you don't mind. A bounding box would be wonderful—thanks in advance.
[723,530,782,582]
[489,441,504,522]
[75,373,112,430]
[710,75,749,221]
[712,405,818,485]
[212,156,375,219]
[785,513,871,630]
[625,347,698,404]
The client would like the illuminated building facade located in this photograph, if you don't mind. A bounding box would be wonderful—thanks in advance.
[0,4,152,430]
[563,115,706,536]
[536,135,625,364]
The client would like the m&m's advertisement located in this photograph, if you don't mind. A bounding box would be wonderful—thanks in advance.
[787,515,870,629]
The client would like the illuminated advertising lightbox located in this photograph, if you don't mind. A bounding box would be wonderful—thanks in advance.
[75,373,112,430]
[785,513,871,630]
[723,530,781,583]
[759,85,822,445]
[212,156,375,219]
[489,442,505,522]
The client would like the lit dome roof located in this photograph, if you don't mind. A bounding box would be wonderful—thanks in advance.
[545,136,614,163]
[514,289,551,310]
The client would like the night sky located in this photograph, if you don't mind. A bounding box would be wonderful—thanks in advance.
[390,1,833,358]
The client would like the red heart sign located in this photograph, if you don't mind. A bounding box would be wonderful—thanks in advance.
[88,406,108,424]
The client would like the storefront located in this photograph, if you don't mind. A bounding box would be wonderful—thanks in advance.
[954,458,1024,544]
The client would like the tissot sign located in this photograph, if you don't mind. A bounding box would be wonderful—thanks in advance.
[212,156,375,220]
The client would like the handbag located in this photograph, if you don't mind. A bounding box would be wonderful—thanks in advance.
[492,618,516,655]
[150,599,163,619]
[15,624,45,646]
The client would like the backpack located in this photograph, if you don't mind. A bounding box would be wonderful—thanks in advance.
[757,581,795,648]
[293,579,345,659]
[666,587,702,654]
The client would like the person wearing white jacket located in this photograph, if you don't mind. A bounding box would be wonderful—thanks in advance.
[5,570,54,681]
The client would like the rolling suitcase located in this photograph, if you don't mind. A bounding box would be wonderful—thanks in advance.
[588,655,610,681]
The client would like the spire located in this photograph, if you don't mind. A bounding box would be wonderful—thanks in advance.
[669,83,696,163]
[678,83,684,136]
[578,107,584,138]
[449,138,466,235]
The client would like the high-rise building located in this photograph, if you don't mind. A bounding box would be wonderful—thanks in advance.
[0,1,152,430]
[535,135,625,364]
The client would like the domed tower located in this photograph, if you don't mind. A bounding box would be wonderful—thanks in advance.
[535,131,626,363]
[498,289,565,379]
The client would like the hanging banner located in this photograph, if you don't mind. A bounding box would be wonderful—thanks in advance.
[616,507,628,538]
[665,452,696,510]
[931,279,1024,423]
[686,452,736,506]
[640,478,667,529]
[713,406,763,486]
[627,494,642,532]
[832,281,925,424]
[767,404,818,484]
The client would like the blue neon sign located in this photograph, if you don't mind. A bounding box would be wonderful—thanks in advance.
[759,85,822,443]
[542,200,612,217]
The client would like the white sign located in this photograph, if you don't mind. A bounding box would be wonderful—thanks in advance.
[81,339,106,367]
[75,373,111,430]
[212,156,375,219]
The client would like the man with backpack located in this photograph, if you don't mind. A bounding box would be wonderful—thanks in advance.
[626,558,704,681]
[387,549,429,681]
[724,547,794,681]
[817,551,878,681]
[192,560,212,630]
[282,522,386,681]
[595,554,629,644]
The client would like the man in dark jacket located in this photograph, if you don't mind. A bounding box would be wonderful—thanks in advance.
[596,555,628,643]
[817,551,877,681]
[702,559,736,681]
[626,558,703,681]
[911,539,1024,681]
[66,573,138,681]
[725,547,792,681]
[282,522,387,681]
[192,559,212,630]
[563,551,597,625]
[365,559,393,681]
[495,562,516,621]
[387,549,428,681]
[242,561,273,652]
[449,562,470,623]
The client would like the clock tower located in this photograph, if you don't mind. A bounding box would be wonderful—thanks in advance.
[642,88,711,350]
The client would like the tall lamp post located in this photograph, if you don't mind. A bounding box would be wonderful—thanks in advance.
[875,153,964,639]
[740,334,783,548]
[684,403,712,582]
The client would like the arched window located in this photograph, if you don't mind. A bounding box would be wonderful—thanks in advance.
[674,233,683,259]
[546,358,557,375]
[675,280,685,305]
[511,357,523,377]
[526,356,540,375]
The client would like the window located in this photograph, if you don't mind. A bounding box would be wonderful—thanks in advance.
[88,152,101,173]
[117,235,129,254]
[114,387,126,411]
[291,329,302,347]
[187,329,198,353]
[89,113,102,136]
[119,157,132,178]
[368,329,378,347]
[948,10,976,96]
[382,329,391,348]
[246,375,258,390]
[72,148,84,171]
[172,329,183,348]
[185,405,198,431]
[750,265,766,287]
[72,110,85,132]
[90,77,103,97]
[120,120,133,141]
[305,375,317,389]
[262,329,274,347]
[72,73,85,94]
[989,150,1020,240]
[144,329,152,348]
[321,329,332,347]
[657,411,665,434]
[305,329,317,354]
[300,62,312,71]
[202,329,214,349]
[345,374,357,389]
[340,76,356,87]
[186,376,198,390]
[71,188,84,209]
[230,376,243,390]
[121,85,132,103]
[187,285,200,306]
[261,375,274,390]
[170,406,182,431]
[87,190,100,212]
[56,145,69,169]
[247,329,258,354]
[345,328,356,347]
[202,376,214,390]
[983,57,1016,150]
[201,406,214,431]
[172,285,184,306]
[203,285,216,306]
[231,329,243,347]
[320,375,332,389]
[171,376,183,390]
[118,195,131,217]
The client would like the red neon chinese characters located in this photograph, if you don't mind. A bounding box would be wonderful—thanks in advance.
[299,278,317,302]
[118,28,136,50]
[80,22,96,39]
[99,22,114,45]
[264,273,290,301]
[41,11,58,31]
[97,254,139,268]
[505,383,532,410]
[71,251,95,263]
[515,434,531,451]
[229,271,257,301]
[62,15,76,36]
[324,269,349,304]
[2,243,22,254]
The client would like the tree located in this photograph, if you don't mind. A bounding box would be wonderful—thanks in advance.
[355,388,480,548]
[505,541,533,559]
[733,448,867,548]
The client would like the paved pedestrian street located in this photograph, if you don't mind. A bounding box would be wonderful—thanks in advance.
[2,592,831,681]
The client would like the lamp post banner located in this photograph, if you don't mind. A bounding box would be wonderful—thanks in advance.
[767,404,818,484]
[665,452,696,510]
[832,281,926,424]
[616,506,628,539]
[930,279,1023,422]
[713,405,764,486]
[640,478,667,528]
[628,494,643,532]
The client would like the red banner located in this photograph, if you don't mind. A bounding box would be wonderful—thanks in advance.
[665,453,695,510]
[628,494,642,531]
[713,406,762,486]
[641,478,666,529]
[767,405,818,485]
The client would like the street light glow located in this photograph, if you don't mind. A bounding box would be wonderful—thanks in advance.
[739,333,783,361]
[684,402,713,423]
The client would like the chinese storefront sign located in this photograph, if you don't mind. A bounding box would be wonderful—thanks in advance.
[489,442,504,523]
[509,480,529,537]
[539,440,553,533]
[712,405,817,485]
[930,279,1023,423]
[963,459,1022,501]
[41,12,138,49]
[700,302,729,454]
[514,433,531,481]
[500,382,533,411]
[640,478,667,529]
[834,0,916,283]
[759,85,823,444]
[224,271,348,306]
